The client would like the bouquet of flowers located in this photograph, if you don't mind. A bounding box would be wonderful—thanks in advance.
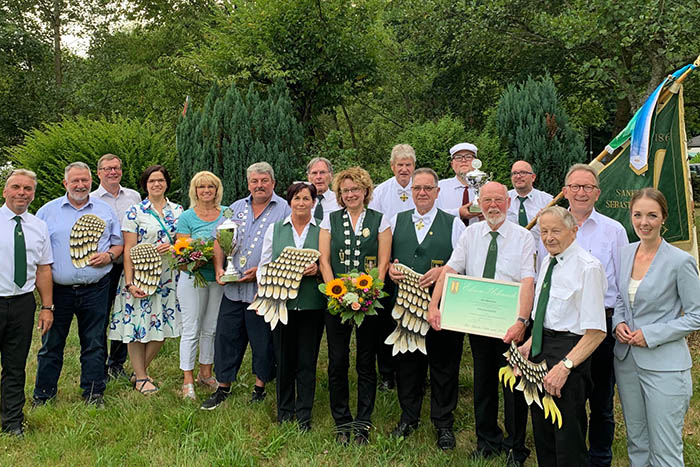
[319,268,388,326]
[171,237,215,287]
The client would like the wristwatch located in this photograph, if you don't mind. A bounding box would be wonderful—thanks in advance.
[517,316,530,327]
[107,251,115,262]
[561,357,574,370]
[41,305,55,311]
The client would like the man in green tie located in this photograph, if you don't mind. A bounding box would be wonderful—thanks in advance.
[0,169,54,437]
[517,206,606,466]
[427,182,535,464]
[507,160,553,238]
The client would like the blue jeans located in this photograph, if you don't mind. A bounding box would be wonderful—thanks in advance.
[34,275,110,400]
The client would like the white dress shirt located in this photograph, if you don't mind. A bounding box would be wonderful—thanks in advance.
[436,176,478,225]
[368,176,415,220]
[507,188,553,239]
[91,184,142,228]
[389,206,464,247]
[533,240,607,335]
[0,204,53,296]
[536,209,627,308]
[257,216,316,282]
[312,189,340,222]
[447,219,536,282]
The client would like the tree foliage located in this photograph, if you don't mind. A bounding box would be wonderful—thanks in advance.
[7,115,178,209]
[497,75,586,195]
[177,80,304,205]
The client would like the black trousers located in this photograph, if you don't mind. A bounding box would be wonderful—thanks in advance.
[469,333,530,461]
[272,309,324,424]
[214,297,276,383]
[0,293,35,431]
[376,294,396,383]
[105,263,127,372]
[325,311,378,429]
[588,315,615,467]
[426,328,464,429]
[530,333,592,466]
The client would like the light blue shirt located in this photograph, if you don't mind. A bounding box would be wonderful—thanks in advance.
[223,193,291,303]
[37,195,123,285]
[176,208,222,241]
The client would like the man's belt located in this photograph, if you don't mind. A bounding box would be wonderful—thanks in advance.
[542,328,580,338]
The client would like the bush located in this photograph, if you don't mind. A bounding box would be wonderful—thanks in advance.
[6,116,178,210]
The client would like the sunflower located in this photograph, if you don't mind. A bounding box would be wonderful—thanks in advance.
[356,274,373,289]
[173,236,193,255]
[326,278,347,299]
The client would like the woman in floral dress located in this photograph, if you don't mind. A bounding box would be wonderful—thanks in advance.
[109,165,183,395]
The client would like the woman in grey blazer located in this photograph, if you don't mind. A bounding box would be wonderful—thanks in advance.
[613,187,700,467]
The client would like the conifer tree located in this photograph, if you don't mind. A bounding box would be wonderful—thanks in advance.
[496,76,586,195]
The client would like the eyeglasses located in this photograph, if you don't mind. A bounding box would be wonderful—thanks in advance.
[566,184,598,193]
[480,197,506,205]
[292,180,313,186]
[452,155,474,162]
[99,167,122,173]
[412,185,437,193]
[147,178,167,185]
[340,187,363,195]
[511,171,533,177]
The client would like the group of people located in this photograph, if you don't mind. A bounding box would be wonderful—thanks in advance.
[1,144,698,467]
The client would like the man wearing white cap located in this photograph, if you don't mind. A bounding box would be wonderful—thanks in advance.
[436,142,483,226]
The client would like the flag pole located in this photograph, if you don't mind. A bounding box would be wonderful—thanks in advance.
[526,54,700,230]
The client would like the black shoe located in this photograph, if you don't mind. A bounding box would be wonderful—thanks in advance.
[201,387,230,410]
[298,420,312,432]
[470,447,499,460]
[2,426,24,438]
[391,421,419,438]
[378,378,395,392]
[354,428,369,445]
[505,450,524,467]
[84,394,105,409]
[249,387,266,403]
[107,365,127,381]
[436,428,456,451]
[31,398,49,408]
[336,431,350,445]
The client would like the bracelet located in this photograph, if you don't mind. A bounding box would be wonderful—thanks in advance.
[125,283,134,292]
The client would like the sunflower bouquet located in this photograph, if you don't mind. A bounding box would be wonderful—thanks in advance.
[171,237,215,287]
[319,268,387,326]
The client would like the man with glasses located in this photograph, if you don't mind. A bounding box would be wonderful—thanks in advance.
[427,182,535,462]
[386,168,464,444]
[557,163,628,467]
[91,154,141,380]
[507,161,553,238]
[437,142,483,225]
[306,157,339,223]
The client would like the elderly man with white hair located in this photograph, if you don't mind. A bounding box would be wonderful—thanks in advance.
[436,142,483,226]
[307,157,339,223]
[202,162,291,410]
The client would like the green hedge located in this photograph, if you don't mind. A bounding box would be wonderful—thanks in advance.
[6,116,179,210]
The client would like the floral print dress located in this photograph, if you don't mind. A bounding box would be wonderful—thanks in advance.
[109,198,184,343]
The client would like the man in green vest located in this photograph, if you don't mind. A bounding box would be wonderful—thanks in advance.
[387,167,465,450]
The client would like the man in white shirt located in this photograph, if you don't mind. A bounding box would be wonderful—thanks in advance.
[427,182,535,463]
[519,206,607,466]
[368,143,417,390]
[507,160,553,235]
[0,169,54,437]
[560,164,628,467]
[306,157,339,223]
[436,142,483,225]
[91,153,141,380]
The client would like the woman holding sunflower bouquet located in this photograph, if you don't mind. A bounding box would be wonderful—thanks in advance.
[319,167,391,445]
[257,181,325,430]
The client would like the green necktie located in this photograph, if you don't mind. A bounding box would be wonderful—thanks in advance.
[517,196,528,227]
[482,231,498,279]
[314,194,324,222]
[531,256,558,357]
[13,215,27,287]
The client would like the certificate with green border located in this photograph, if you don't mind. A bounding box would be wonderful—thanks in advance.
[439,273,520,338]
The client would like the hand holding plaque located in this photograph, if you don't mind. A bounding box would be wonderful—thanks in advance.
[216,208,241,283]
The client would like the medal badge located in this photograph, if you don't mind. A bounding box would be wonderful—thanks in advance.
[362,227,370,238]
[239,256,247,268]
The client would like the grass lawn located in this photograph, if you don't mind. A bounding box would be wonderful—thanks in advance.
[1,211,700,465]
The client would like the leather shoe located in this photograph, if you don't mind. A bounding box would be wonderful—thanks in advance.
[470,447,499,460]
[298,420,311,432]
[3,426,24,438]
[391,421,418,438]
[378,378,395,392]
[436,428,456,450]
[336,431,350,445]
[506,450,525,467]
[354,428,369,445]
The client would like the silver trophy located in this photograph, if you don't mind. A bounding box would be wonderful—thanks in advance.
[465,159,492,213]
[216,208,241,282]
